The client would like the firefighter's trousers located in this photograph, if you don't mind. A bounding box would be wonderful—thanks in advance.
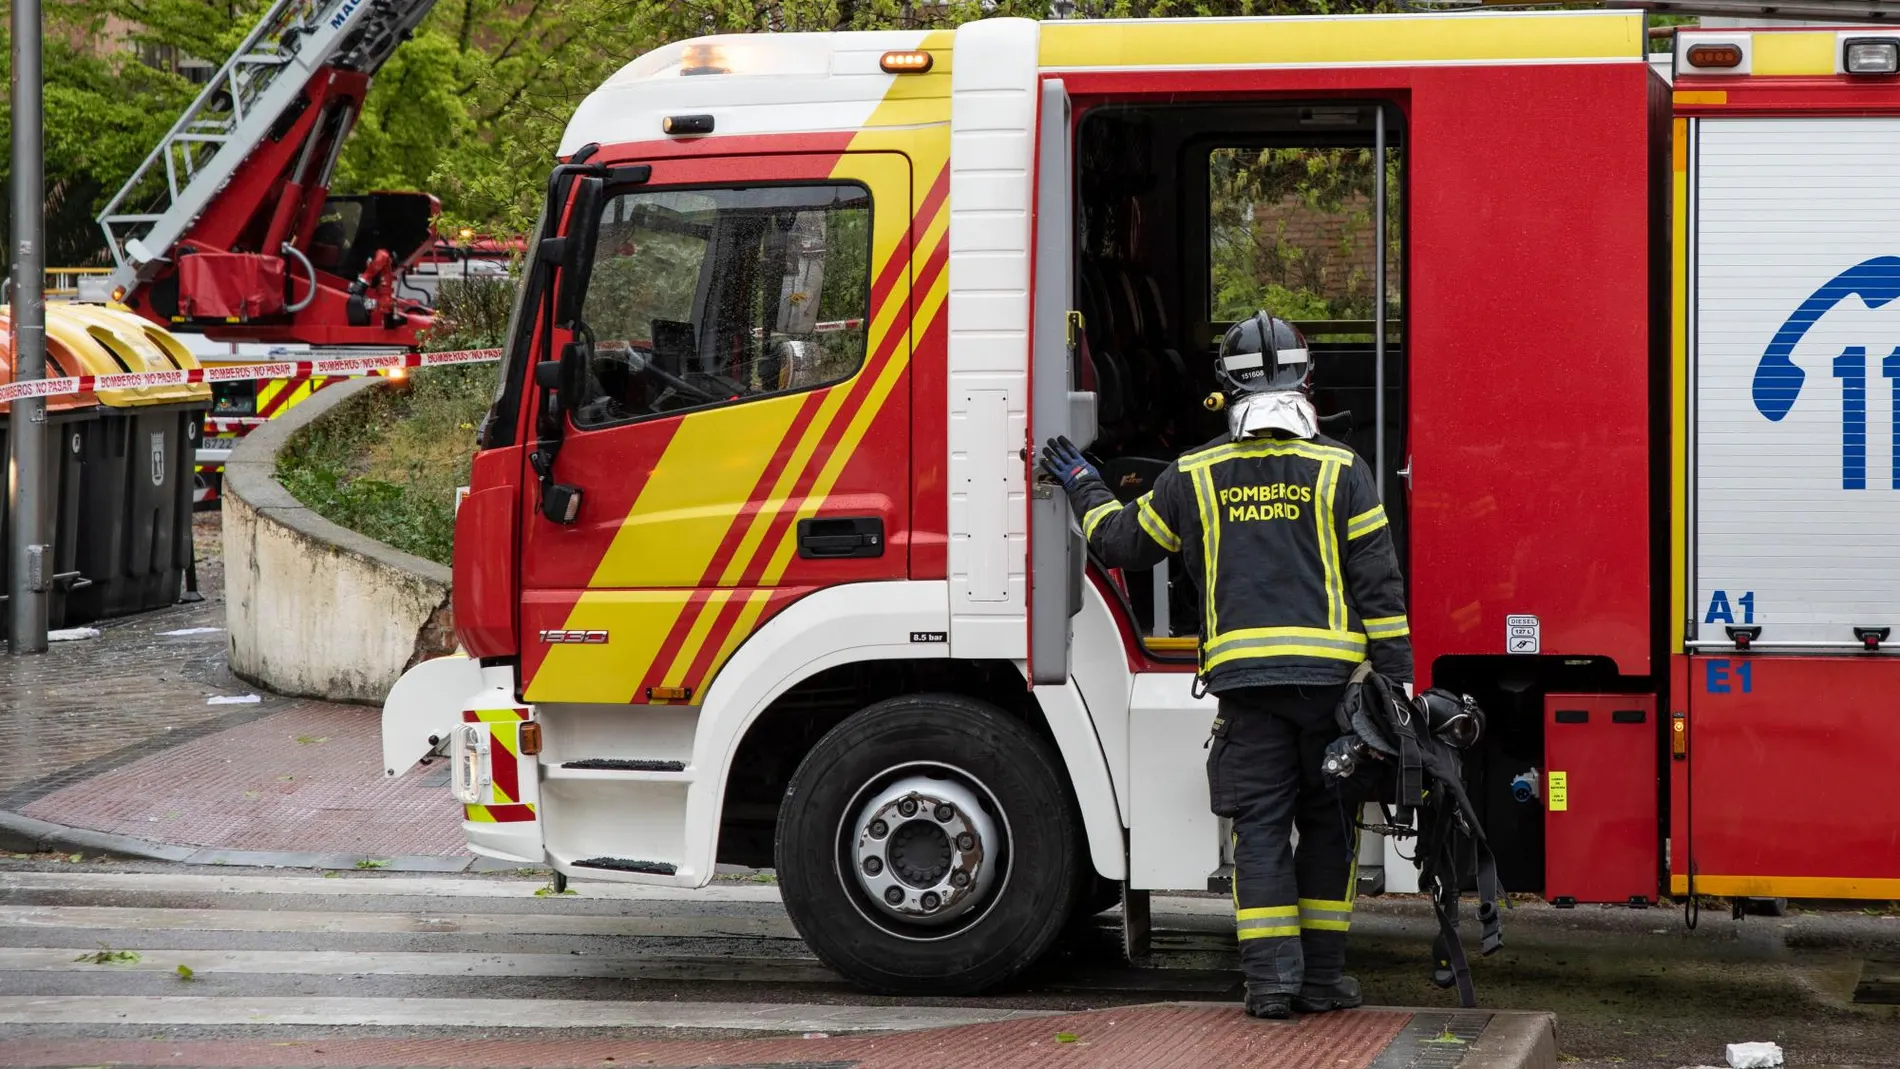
[1207,683,1356,994]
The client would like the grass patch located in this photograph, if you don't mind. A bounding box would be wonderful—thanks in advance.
[275,280,510,566]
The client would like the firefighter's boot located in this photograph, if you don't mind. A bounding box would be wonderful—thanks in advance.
[1293,975,1363,1014]
[1245,984,1295,1021]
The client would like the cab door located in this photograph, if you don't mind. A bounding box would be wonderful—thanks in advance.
[519,151,914,705]
[1028,78,1095,685]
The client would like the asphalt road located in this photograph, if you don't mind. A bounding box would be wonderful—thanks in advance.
[0,858,1895,1067]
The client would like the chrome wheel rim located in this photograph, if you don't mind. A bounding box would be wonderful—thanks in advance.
[836,762,1010,940]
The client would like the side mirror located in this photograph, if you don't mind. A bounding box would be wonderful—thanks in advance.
[532,342,589,418]
[554,176,604,327]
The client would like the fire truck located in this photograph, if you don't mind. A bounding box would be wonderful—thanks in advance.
[380,4,1900,994]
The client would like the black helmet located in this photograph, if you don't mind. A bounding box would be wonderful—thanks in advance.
[1415,689,1485,750]
[1336,667,1410,759]
[1217,310,1311,398]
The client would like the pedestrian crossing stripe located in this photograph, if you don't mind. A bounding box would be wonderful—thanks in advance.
[0,871,782,900]
[0,868,1220,1034]
[0,903,798,938]
[0,995,1043,1031]
[3,947,837,981]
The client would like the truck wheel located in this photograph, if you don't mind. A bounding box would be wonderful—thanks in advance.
[775,693,1081,995]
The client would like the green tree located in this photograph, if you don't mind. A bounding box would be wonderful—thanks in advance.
[336,30,477,196]
[1208,144,1402,325]
[2,0,1604,266]
[0,34,195,262]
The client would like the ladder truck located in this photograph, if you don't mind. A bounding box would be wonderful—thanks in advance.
[95,0,452,496]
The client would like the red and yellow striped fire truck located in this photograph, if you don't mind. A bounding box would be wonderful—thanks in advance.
[383,5,1900,993]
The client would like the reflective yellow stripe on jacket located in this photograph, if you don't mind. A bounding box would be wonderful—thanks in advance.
[1137,492,1181,552]
[1315,458,1347,631]
[1203,626,1367,670]
[1365,614,1410,640]
[1346,504,1389,540]
[1179,437,1356,471]
[1191,466,1223,644]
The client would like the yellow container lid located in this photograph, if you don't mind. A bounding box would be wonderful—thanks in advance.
[0,303,212,410]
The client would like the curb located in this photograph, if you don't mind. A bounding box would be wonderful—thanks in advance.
[0,809,519,870]
[223,375,455,705]
[0,811,195,862]
[223,375,452,589]
[1463,1010,1558,1069]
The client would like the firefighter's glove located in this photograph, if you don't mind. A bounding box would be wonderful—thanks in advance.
[1041,436,1100,495]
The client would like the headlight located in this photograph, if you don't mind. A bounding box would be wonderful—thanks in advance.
[1845,38,1900,75]
[451,724,487,805]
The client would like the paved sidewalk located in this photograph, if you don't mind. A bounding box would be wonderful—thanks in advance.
[2,512,464,863]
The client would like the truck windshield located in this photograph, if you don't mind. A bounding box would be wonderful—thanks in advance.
[570,182,872,429]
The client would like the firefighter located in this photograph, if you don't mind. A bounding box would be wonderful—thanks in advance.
[1042,309,1413,1020]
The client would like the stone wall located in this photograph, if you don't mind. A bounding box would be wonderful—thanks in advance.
[222,378,455,705]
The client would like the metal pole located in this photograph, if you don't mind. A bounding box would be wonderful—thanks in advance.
[1372,106,1387,502]
[8,0,49,654]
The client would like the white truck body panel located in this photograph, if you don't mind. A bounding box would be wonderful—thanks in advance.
[557,31,932,156]
[1692,118,1900,647]
[946,18,1040,661]
[1127,673,1221,889]
[1070,581,1136,826]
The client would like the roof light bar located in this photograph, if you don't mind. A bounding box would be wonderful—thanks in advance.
[680,43,730,76]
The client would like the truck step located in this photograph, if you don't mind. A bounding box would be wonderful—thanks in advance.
[544,759,694,784]
[1205,863,1385,898]
[561,758,686,772]
[1207,864,1233,895]
[571,857,678,876]
[1358,864,1386,898]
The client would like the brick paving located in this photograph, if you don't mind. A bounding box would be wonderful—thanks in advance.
[0,1004,1418,1068]
[4,512,464,857]
[21,700,464,854]
[0,514,300,802]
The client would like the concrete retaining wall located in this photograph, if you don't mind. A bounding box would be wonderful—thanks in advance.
[222,378,455,705]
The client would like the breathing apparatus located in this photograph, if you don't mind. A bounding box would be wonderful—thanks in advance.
[1325,666,1502,1008]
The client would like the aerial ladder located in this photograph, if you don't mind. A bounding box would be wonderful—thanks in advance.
[97,0,444,350]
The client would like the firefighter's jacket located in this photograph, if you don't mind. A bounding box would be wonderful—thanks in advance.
[1072,434,1413,692]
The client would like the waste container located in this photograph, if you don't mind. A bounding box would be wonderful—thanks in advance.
[0,304,211,627]
[1,309,101,628]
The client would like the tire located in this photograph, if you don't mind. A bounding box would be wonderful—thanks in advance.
[775,692,1082,995]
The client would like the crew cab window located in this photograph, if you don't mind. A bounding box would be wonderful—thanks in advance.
[571,183,872,429]
[1207,144,1400,325]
